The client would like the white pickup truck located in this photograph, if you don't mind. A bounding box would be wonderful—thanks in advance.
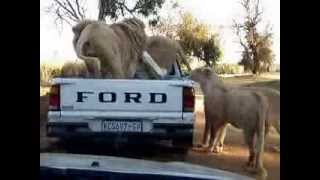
[47,61,196,149]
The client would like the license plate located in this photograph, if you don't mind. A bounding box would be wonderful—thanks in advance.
[101,120,142,132]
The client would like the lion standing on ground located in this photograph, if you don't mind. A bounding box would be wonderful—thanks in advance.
[72,18,147,79]
[190,67,269,180]
[210,87,280,153]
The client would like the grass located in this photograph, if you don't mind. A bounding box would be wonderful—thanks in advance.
[40,87,50,96]
[194,72,280,95]
[221,73,280,90]
[247,80,280,91]
[40,64,61,86]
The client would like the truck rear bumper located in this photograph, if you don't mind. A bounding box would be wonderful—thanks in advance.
[47,122,193,142]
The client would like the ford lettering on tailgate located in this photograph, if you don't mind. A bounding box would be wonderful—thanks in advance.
[76,92,167,104]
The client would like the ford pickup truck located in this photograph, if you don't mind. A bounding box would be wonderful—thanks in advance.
[47,60,196,149]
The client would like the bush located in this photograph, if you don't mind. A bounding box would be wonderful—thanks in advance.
[40,64,61,86]
[214,64,244,74]
[40,61,89,86]
[60,61,89,78]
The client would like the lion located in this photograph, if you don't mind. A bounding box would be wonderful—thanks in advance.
[72,18,147,79]
[73,22,191,79]
[146,36,191,72]
[210,87,280,153]
[135,36,192,79]
[190,67,269,179]
[60,61,89,78]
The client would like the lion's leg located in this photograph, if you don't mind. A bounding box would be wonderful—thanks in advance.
[209,122,224,153]
[253,104,268,180]
[211,125,222,150]
[78,54,101,78]
[99,53,125,79]
[91,39,126,79]
[271,120,280,152]
[209,125,222,153]
[254,127,267,180]
[202,119,211,148]
[243,129,256,168]
[84,59,101,78]
[213,123,228,153]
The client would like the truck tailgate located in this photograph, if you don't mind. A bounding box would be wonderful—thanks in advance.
[56,79,187,115]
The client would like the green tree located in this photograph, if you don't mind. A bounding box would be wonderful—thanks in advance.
[98,0,165,23]
[152,12,222,68]
[45,0,166,28]
[234,0,275,74]
[177,13,222,67]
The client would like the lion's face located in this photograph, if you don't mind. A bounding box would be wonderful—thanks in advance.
[190,67,215,86]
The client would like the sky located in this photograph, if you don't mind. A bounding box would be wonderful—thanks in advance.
[40,0,280,65]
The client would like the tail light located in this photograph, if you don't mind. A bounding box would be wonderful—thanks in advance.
[49,84,60,111]
[183,87,195,112]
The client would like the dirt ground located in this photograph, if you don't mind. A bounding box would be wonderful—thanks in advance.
[40,73,280,180]
[190,109,280,180]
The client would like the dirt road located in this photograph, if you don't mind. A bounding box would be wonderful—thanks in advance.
[40,95,279,180]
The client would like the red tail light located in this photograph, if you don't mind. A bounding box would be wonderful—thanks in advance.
[183,87,195,112]
[49,84,60,111]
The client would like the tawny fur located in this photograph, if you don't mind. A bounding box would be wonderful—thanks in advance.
[190,67,269,179]
[73,23,191,79]
[146,36,191,72]
[210,87,280,153]
[72,18,147,79]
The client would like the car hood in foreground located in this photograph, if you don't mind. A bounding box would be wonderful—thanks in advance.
[40,153,253,180]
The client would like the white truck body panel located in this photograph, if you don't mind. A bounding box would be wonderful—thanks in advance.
[47,61,195,145]
[48,78,195,136]
[57,79,190,113]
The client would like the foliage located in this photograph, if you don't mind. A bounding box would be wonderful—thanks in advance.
[152,12,223,68]
[40,64,62,86]
[238,29,275,73]
[98,0,165,24]
[214,64,244,74]
[234,0,275,74]
[45,0,167,28]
